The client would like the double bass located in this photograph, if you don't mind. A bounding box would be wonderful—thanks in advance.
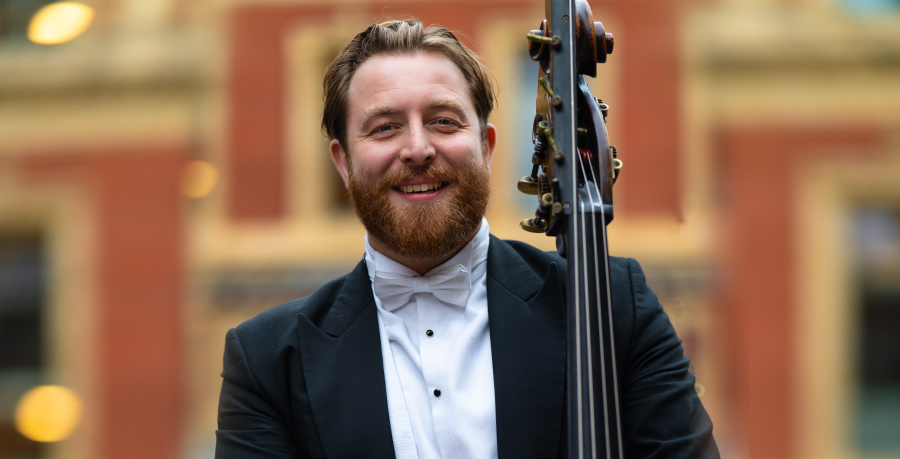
[517,0,623,457]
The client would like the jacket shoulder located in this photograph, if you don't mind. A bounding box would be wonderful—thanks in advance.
[494,236,631,284]
[232,269,352,343]
[493,237,566,282]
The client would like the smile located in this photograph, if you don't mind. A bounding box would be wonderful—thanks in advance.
[397,182,444,194]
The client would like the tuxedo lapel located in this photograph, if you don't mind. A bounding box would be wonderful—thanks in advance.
[296,260,396,459]
[487,237,567,459]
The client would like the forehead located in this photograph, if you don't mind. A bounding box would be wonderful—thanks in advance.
[346,52,475,121]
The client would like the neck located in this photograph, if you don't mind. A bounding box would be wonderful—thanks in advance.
[369,221,482,276]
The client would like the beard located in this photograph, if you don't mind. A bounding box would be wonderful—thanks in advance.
[348,156,491,259]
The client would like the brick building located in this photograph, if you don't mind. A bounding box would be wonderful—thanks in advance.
[1,0,899,458]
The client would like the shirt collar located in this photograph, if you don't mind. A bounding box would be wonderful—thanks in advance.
[365,217,490,285]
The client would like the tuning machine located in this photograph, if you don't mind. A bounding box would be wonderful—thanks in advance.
[520,217,548,233]
[610,145,622,183]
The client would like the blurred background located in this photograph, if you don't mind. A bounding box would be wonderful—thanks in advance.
[1,0,899,457]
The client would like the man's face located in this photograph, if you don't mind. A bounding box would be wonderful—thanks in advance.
[330,52,496,259]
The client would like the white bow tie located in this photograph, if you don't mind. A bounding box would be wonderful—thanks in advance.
[373,264,471,310]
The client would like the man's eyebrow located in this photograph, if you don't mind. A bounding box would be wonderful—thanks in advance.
[429,99,467,115]
[357,106,401,132]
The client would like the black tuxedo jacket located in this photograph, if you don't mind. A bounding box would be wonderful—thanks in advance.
[216,237,718,458]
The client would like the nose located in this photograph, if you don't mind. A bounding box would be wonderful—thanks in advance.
[400,123,436,166]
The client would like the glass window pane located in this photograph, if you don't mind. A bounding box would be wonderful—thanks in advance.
[852,207,900,453]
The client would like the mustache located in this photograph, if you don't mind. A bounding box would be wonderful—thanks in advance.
[378,164,460,189]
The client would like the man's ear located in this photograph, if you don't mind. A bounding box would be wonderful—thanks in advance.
[483,123,497,174]
[330,139,351,189]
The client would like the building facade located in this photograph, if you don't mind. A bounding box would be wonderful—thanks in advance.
[1,0,899,458]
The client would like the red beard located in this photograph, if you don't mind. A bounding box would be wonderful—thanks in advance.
[348,157,490,259]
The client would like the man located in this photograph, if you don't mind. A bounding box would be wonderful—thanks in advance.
[216,19,718,459]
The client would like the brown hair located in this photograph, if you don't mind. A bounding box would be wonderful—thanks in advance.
[322,19,496,148]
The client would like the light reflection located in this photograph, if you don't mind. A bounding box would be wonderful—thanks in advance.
[28,2,95,45]
[182,161,218,198]
[14,385,83,442]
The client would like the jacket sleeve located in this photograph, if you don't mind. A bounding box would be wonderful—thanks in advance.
[215,328,302,459]
[621,258,720,458]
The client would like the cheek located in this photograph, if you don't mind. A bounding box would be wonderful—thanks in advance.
[436,138,483,164]
[349,145,396,175]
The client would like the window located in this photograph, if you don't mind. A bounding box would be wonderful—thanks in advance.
[837,0,900,16]
[0,234,45,458]
[852,207,900,453]
[0,0,53,41]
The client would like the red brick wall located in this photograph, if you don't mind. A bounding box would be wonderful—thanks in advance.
[717,127,883,458]
[603,0,683,219]
[22,150,186,459]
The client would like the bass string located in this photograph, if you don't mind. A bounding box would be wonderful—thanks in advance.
[581,154,625,458]
[569,125,585,459]
[577,155,610,457]
[558,4,588,455]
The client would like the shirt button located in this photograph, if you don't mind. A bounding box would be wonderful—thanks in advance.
[425,329,434,337]
[433,389,441,397]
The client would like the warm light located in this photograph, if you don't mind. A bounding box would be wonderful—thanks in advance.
[28,2,94,45]
[182,161,218,198]
[14,385,83,442]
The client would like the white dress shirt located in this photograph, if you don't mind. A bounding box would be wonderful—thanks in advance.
[364,218,497,459]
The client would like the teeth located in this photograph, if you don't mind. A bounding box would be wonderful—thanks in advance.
[399,182,442,194]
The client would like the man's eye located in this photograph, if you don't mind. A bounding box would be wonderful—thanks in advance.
[377,125,394,132]
[436,119,456,126]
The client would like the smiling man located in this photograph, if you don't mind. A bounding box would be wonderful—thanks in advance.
[215,19,719,459]
[330,49,494,275]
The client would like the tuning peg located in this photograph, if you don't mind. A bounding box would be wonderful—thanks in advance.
[517,176,540,195]
[596,99,609,118]
[520,217,548,233]
[610,145,622,183]
[526,32,560,48]
[527,20,554,67]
